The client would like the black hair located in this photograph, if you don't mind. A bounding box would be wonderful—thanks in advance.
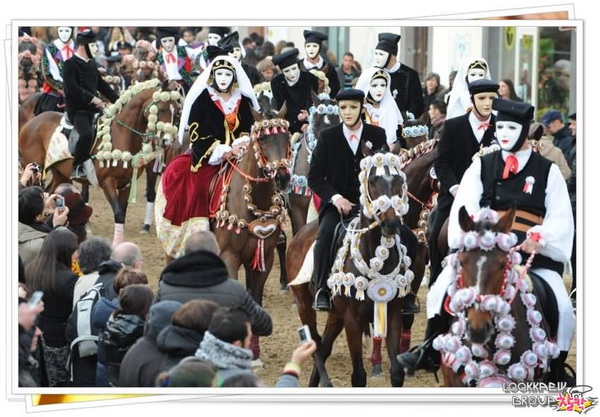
[208,306,252,345]
[18,186,45,225]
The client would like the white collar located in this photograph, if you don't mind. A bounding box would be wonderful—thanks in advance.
[303,55,324,70]
[74,52,89,63]
[501,146,532,173]
[385,61,401,73]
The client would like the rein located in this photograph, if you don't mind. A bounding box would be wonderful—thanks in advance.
[224,156,270,183]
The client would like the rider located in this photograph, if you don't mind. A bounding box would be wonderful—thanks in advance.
[373,32,424,125]
[446,57,492,120]
[271,48,320,136]
[218,31,262,86]
[399,99,575,385]
[156,51,260,259]
[155,27,197,94]
[307,88,387,311]
[35,26,76,114]
[297,30,340,98]
[63,29,119,180]
[428,78,498,295]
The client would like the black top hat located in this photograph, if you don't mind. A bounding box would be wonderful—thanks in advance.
[336,88,365,103]
[468,78,499,96]
[157,27,179,42]
[375,32,401,56]
[205,45,233,64]
[272,48,300,69]
[76,30,96,46]
[208,27,231,38]
[492,98,535,124]
[303,30,328,45]
[218,31,240,50]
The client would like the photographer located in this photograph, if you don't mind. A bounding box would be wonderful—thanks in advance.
[19,162,43,190]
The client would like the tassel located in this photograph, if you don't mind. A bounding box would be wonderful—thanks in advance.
[112,158,118,167]
[128,166,138,203]
[251,239,266,271]
[373,302,387,338]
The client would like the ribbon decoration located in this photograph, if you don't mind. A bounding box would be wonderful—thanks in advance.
[502,155,519,179]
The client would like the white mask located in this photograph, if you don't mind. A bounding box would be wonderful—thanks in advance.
[282,64,300,84]
[496,121,523,151]
[230,47,242,62]
[472,92,497,118]
[369,78,387,103]
[373,49,389,68]
[467,68,486,83]
[57,26,73,43]
[87,42,99,58]
[305,42,320,59]
[161,37,176,53]
[214,68,234,92]
[207,33,221,46]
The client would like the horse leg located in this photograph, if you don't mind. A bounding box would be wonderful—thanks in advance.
[343,312,367,387]
[140,166,157,233]
[80,183,90,204]
[100,178,128,247]
[288,193,310,236]
[386,305,406,387]
[276,230,288,292]
[309,312,343,387]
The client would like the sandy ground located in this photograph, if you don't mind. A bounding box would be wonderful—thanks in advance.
[83,172,576,388]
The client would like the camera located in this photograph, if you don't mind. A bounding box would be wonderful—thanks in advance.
[31,163,41,174]
[297,324,312,344]
[28,291,44,307]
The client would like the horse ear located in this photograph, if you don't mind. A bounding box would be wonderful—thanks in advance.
[251,105,263,122]
[458,206,475,232]
[496,206,516,233]
[311,89,319,106]
[276,101,287,119]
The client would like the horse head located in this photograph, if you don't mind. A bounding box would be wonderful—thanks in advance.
[249,104,291,192]
[141,81,184,149]
[455,206,517,344]
[308,91,340,135]
[359,146,409,238]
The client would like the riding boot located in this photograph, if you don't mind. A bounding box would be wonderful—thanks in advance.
[313,270,331,311]
[401,292,420,314]
[549,351,576,387]
[397,313,449,374]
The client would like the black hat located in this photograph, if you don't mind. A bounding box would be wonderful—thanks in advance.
[157,27,179,43]
[272,48,299,69]
[303,30,328,45]
[76,29,96,46]
[375,33,401,56]
[492,98,534,124]
[568,112,576,120]
[208,27,231,38]
[336,88,365,103]
[218,31,240,50]
[493,98,534,152]
[468,78,499,96]
[205,45,233,64]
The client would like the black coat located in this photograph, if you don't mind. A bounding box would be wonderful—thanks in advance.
[388,63,424,119]
[298,58,341,98]
[271,71,319,134]
[308,123,387,215]
[63,54,118,116]
[156,250,273,336]
[434,112,496,211]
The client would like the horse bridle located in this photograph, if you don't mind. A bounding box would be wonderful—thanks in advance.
[250,118,292,178]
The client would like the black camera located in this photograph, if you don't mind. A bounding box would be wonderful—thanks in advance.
[31,163,41,174]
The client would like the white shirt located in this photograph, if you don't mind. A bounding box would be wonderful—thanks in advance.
[302,55,324,70]
[468,111,492,143]
[342,123,364,155]
[162,49,182,81]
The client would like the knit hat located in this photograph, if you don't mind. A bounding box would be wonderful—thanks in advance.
[144,300,182,340]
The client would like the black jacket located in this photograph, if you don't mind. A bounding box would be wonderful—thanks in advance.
[156,250,273,336]
[63,54,118,116]
[271,71,319,133]
[388,63,424,119]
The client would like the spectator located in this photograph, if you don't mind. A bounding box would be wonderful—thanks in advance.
[156,299,220,373]
[498,78,523,102]
[441,69,457,104]
[72,236,112,305]
[97,284,154,386]
[96,241,144,300]
[541,109,574,161]
[428,99,447,140]
[156,231,273,338]
[18,162,43,190]
[119,300,182,387]
[18,293,44,387]
[336,52,361,91]
[155,356,217,387]
[422,72,446,114]
[25,227,79,387]
[257,57,276,82]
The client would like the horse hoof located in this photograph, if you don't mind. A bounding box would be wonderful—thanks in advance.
[371,364,383,378]
[279,285,290,293]
[139,224,151,234]
[251,359,265,370]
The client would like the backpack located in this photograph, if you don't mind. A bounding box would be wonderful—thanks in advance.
[67,282,103,359]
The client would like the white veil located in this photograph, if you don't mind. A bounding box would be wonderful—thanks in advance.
[446,57,492,120]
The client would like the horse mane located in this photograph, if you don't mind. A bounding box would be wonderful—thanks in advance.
[399,138,438,167]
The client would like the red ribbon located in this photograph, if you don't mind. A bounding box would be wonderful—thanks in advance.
[349,133,359,142]
[165,53,177,64]
[62,45,74,59]
[502,155,519,179]
[477,122,492,130]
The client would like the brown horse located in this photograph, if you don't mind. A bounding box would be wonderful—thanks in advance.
[19,79,183,246]
[434,206,559,387]
[287,92,340,236]
[286,149,418,387]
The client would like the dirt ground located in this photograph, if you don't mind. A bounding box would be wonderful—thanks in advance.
[83,172,576,388]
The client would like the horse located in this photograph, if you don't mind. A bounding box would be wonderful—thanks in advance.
[18,92,43,134]
[433,206,559,387]
[286,148,418,387]
[157,97,291,360]
[18,79,183,246]
[287,92,340,236]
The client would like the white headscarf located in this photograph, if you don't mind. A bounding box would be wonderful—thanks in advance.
[355,67,404,144]
[178,55,260,144]
[446,57,492,120]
